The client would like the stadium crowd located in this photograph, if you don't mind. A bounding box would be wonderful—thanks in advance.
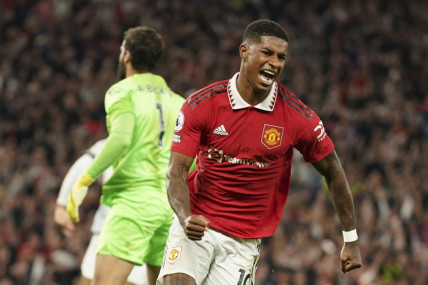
[0,0,426,284]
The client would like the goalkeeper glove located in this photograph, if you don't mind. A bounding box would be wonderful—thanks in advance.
[66,172,95,223]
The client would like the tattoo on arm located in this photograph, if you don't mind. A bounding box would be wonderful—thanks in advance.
[312,151,357,231]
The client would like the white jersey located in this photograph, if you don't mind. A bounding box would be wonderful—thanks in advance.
[56,139,113,234]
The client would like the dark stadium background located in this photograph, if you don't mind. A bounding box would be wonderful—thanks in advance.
[0,0,426,284]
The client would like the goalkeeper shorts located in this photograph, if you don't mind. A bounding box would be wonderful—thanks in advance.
[97,187,173,267]
[82,233,148,285]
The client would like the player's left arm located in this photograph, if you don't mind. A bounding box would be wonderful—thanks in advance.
[67,112,135,223]
[312,151,362,273]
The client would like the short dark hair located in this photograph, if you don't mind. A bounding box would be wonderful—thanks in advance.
[124,26,164,71]
[242,19,289,43]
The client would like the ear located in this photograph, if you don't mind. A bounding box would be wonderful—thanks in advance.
[239,43,248,60]
[124,50,131,63]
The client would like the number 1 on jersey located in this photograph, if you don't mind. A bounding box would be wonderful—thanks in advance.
[156,102,165,147]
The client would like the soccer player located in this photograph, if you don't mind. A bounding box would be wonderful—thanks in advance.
[158,19,362,285]
[66,26,185,285]
[54,139,148,285]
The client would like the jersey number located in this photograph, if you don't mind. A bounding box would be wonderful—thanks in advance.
[156,102,165,147]
[237,269,253,285]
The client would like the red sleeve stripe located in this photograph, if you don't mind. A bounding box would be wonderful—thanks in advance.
[186,81,227,104]
[186,82,228,109]
[277,87,313,120]
[187,88,227,109]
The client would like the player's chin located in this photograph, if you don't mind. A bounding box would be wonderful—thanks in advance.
[255,83,273,94]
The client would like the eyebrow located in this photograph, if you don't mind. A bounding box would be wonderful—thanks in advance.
[261,47,287,57]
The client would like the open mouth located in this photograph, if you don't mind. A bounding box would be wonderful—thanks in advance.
[259,70,275,85]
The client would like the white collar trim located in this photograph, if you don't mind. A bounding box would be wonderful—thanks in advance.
[227,72,278,111]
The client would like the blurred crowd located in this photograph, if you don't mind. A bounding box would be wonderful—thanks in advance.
[0,0,426,284]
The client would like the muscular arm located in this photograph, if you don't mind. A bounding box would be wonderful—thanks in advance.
[167,151,194,222]
[312,150,362,273]
[311,150,356,231]
[167,151,209,240]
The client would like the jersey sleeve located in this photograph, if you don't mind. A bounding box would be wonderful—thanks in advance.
[170,101,204,158]
[294,111,335,163]
[86,113,135,179]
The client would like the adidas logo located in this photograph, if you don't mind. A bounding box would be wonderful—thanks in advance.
[213,124,228,136]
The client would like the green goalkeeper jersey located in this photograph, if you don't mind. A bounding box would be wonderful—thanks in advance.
[98,73,184,207]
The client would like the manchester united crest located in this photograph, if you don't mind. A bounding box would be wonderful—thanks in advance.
[261,124,284,149]
[167,246,181,264]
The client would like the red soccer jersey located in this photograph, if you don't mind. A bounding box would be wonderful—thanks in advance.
[172,73,335,238]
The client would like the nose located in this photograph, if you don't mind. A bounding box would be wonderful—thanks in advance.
[269,56,284,69]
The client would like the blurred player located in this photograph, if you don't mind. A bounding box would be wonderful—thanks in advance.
[158,19,362,285]
[54,139,148,285]
[66,26,185,285]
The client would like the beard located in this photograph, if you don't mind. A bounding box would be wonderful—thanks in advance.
[117,60,126,80]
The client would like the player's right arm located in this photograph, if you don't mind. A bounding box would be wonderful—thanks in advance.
[167,151,209,240]
[55,154,94,236]
[67,84,135,223]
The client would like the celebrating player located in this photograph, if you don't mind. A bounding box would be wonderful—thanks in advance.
[158,19,362,285]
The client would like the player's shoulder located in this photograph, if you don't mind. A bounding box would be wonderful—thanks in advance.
[184,79,229,110]
[107,73,150,93]
[167,91,186,112]
[104,79,132,110]
[170,91,185,104]
[275,82,314,120]
[106,78,130,97]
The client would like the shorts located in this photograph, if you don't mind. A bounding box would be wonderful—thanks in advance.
[81,234,148,285]
[157,215,261,285]
[98,188,173,266]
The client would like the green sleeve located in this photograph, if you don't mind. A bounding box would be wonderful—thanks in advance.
[189,156,197,172]
[86,112,135,179]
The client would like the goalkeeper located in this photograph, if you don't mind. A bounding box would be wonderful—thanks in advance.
[67,26,185,285]
[55,139,148,285]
